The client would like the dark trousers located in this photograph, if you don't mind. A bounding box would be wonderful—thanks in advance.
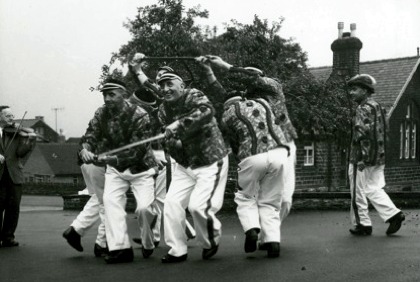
[0,166,22,242]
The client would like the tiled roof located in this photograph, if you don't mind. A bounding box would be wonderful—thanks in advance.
[36,143,81,175]
[309,56,420,113]
[18,119,42,128]
[66,137,82,144]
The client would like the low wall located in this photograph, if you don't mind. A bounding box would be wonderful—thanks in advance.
[63,191,420,212]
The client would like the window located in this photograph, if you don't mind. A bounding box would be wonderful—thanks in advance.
[400,104,417,159]
[304,143,315,166]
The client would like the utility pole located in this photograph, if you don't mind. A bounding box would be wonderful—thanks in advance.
[51,107,64,133]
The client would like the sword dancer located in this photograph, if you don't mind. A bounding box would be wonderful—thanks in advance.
[128,56,199,248]
[131,57,229,262]
[196,56,296,257]
[80,78,158,264]
[347,74,404,236]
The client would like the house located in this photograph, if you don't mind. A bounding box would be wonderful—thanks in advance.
[16,116,60,143]
[23,143,83,184]
[66,137,82,144]
[302,22,420,191]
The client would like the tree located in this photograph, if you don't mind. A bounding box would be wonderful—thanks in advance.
[98,0,353,144]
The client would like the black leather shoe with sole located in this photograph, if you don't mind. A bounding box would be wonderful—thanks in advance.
[202,245,218,260]
[1,239,19,247]
[142,248,154,259]
[63,226,83,252]
[104,248,134,264]
[94,243,109,257]
[349,225,373,236]
[386,212,405,235]
[161,253,187,263]
[244,228,260,253]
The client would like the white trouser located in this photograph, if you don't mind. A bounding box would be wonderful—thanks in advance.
[280,141,296,221]
[164,156,228,256]
[104,166,157,251]
[137,155,197,243]
[235,148,290,243]
[349,164,400,226]
[71,164,107,248]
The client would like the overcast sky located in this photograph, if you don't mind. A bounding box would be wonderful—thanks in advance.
[1,0,419,138]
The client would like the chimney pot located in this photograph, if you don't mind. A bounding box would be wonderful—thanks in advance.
[338,22,344,38]
[350,23,357,37]
[35,116,44,121]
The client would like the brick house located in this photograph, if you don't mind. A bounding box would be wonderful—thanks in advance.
[302,22,420,191]
[23,143,83,184]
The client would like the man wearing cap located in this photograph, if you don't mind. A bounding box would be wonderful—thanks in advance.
[150,67,228,263]
[79,78,158,263]
[128,58,197,246]
[196,56,296,258]
[347,74,405,236]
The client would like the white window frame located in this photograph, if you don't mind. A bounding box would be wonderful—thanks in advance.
[304,143,315,166]
[400,123,404,159]
[411,123,417,159]
[405,121,410,159]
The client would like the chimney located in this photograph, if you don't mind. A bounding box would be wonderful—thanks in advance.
[350,23,357,37]
[338,22,344,38]
[35,116,44,122]
[331,22,363,77]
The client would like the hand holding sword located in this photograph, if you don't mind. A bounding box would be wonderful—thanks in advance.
[81,133,167,166]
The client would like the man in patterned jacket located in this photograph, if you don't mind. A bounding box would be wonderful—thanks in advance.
[79,78,158,264]
[196,56,296,258]
[154,70,229,263]
[347,74,405,236]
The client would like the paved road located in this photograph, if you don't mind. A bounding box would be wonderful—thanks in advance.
[0,196,419,282]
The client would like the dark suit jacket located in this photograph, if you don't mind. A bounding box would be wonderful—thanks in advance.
[0,129,36,184]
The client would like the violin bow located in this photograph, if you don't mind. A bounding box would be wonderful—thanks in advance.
[4,111,28,154]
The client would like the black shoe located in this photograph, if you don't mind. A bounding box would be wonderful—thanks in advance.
[63,226,83,252]
[132,238,160,248]
[104,248,134,264]
[266,242,280,258]
[202,245,218,260]
[349,225,372,236]
[258,242,268,251]
[1,239,19,247]
[132,238,142,245]
[161,253,188,263]
[94,243,109,257]
[142,247,154,259]
[244,228,259,253]
[386,212,405,235]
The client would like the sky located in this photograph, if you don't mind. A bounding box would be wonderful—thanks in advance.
[1,0,419,138]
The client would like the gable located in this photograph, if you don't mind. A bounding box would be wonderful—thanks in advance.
[36,143,81,175]
[23,145,54,175]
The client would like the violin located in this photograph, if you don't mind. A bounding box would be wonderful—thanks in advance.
[3,123,38,139]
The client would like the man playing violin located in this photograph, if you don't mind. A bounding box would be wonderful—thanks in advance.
[0,105,36,247]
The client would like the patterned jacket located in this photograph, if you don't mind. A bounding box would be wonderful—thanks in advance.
[81,100,157,173]
[229,68,298,143]
[157,88,228,169]
[350,97,387,166]
[222,96,289,161]
[128,94,163,151]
